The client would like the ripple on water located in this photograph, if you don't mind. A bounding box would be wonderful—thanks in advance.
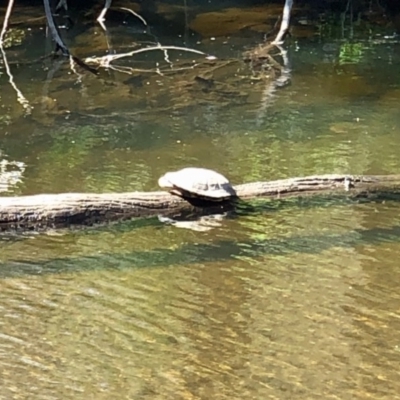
[1,199,400,398]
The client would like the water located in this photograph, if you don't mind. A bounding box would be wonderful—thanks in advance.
[1,2,400,399]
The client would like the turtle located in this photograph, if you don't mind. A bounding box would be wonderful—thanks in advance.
[158,167,236,202]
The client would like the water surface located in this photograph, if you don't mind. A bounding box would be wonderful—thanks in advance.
[1,2,400,399]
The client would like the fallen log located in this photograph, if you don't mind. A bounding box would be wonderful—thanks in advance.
[1,174,400,231]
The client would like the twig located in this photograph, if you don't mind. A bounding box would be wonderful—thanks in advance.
[97,0,112,24]
[271,0,293,45]
[85,45,213,68]
[0,0,33,114]
[0,47,33,114]
[0,0,14,44]
[97,0,147,30]
[120,7,147,26]
[161,47,172,66]
[104,62,201,76]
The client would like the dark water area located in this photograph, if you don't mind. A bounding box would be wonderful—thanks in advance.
[1,1,400,399]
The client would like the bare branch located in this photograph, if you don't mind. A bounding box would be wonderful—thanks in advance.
[0,47,33,114]
[272,0,293,45]
[97,0,112,24]
[0,0,33,114]
[0,0,14,44]
[85,45,213,68]
[119,7,147,26]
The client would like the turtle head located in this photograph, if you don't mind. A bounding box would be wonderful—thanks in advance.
[158,173,175,189]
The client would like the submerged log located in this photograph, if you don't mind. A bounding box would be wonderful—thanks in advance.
[1,174,400,230]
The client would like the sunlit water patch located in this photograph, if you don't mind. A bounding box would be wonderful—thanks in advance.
[1,198,400,398]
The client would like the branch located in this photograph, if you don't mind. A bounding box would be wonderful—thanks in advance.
[1,174,400,230]
[97,0,112,24]
[0,0,14,44]
[272,0,293,45]
[0,0,33,114]
[85,45,214,68]
[43,0,98,75]
[43,0,69,56]
[119,7,147,26]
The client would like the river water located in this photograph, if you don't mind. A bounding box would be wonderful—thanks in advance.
[1,2,400,399]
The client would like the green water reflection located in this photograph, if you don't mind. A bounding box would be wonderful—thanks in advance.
[1,2,400,399]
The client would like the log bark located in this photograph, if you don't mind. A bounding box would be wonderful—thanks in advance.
[1,174,400,230]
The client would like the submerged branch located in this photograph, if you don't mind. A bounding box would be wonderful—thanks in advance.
[85,45,213,68]
[1,174,400,230]
[119,7,147,26]
[43,0,98,75]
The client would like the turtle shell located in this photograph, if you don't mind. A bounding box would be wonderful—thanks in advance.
[158,168,235,200]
